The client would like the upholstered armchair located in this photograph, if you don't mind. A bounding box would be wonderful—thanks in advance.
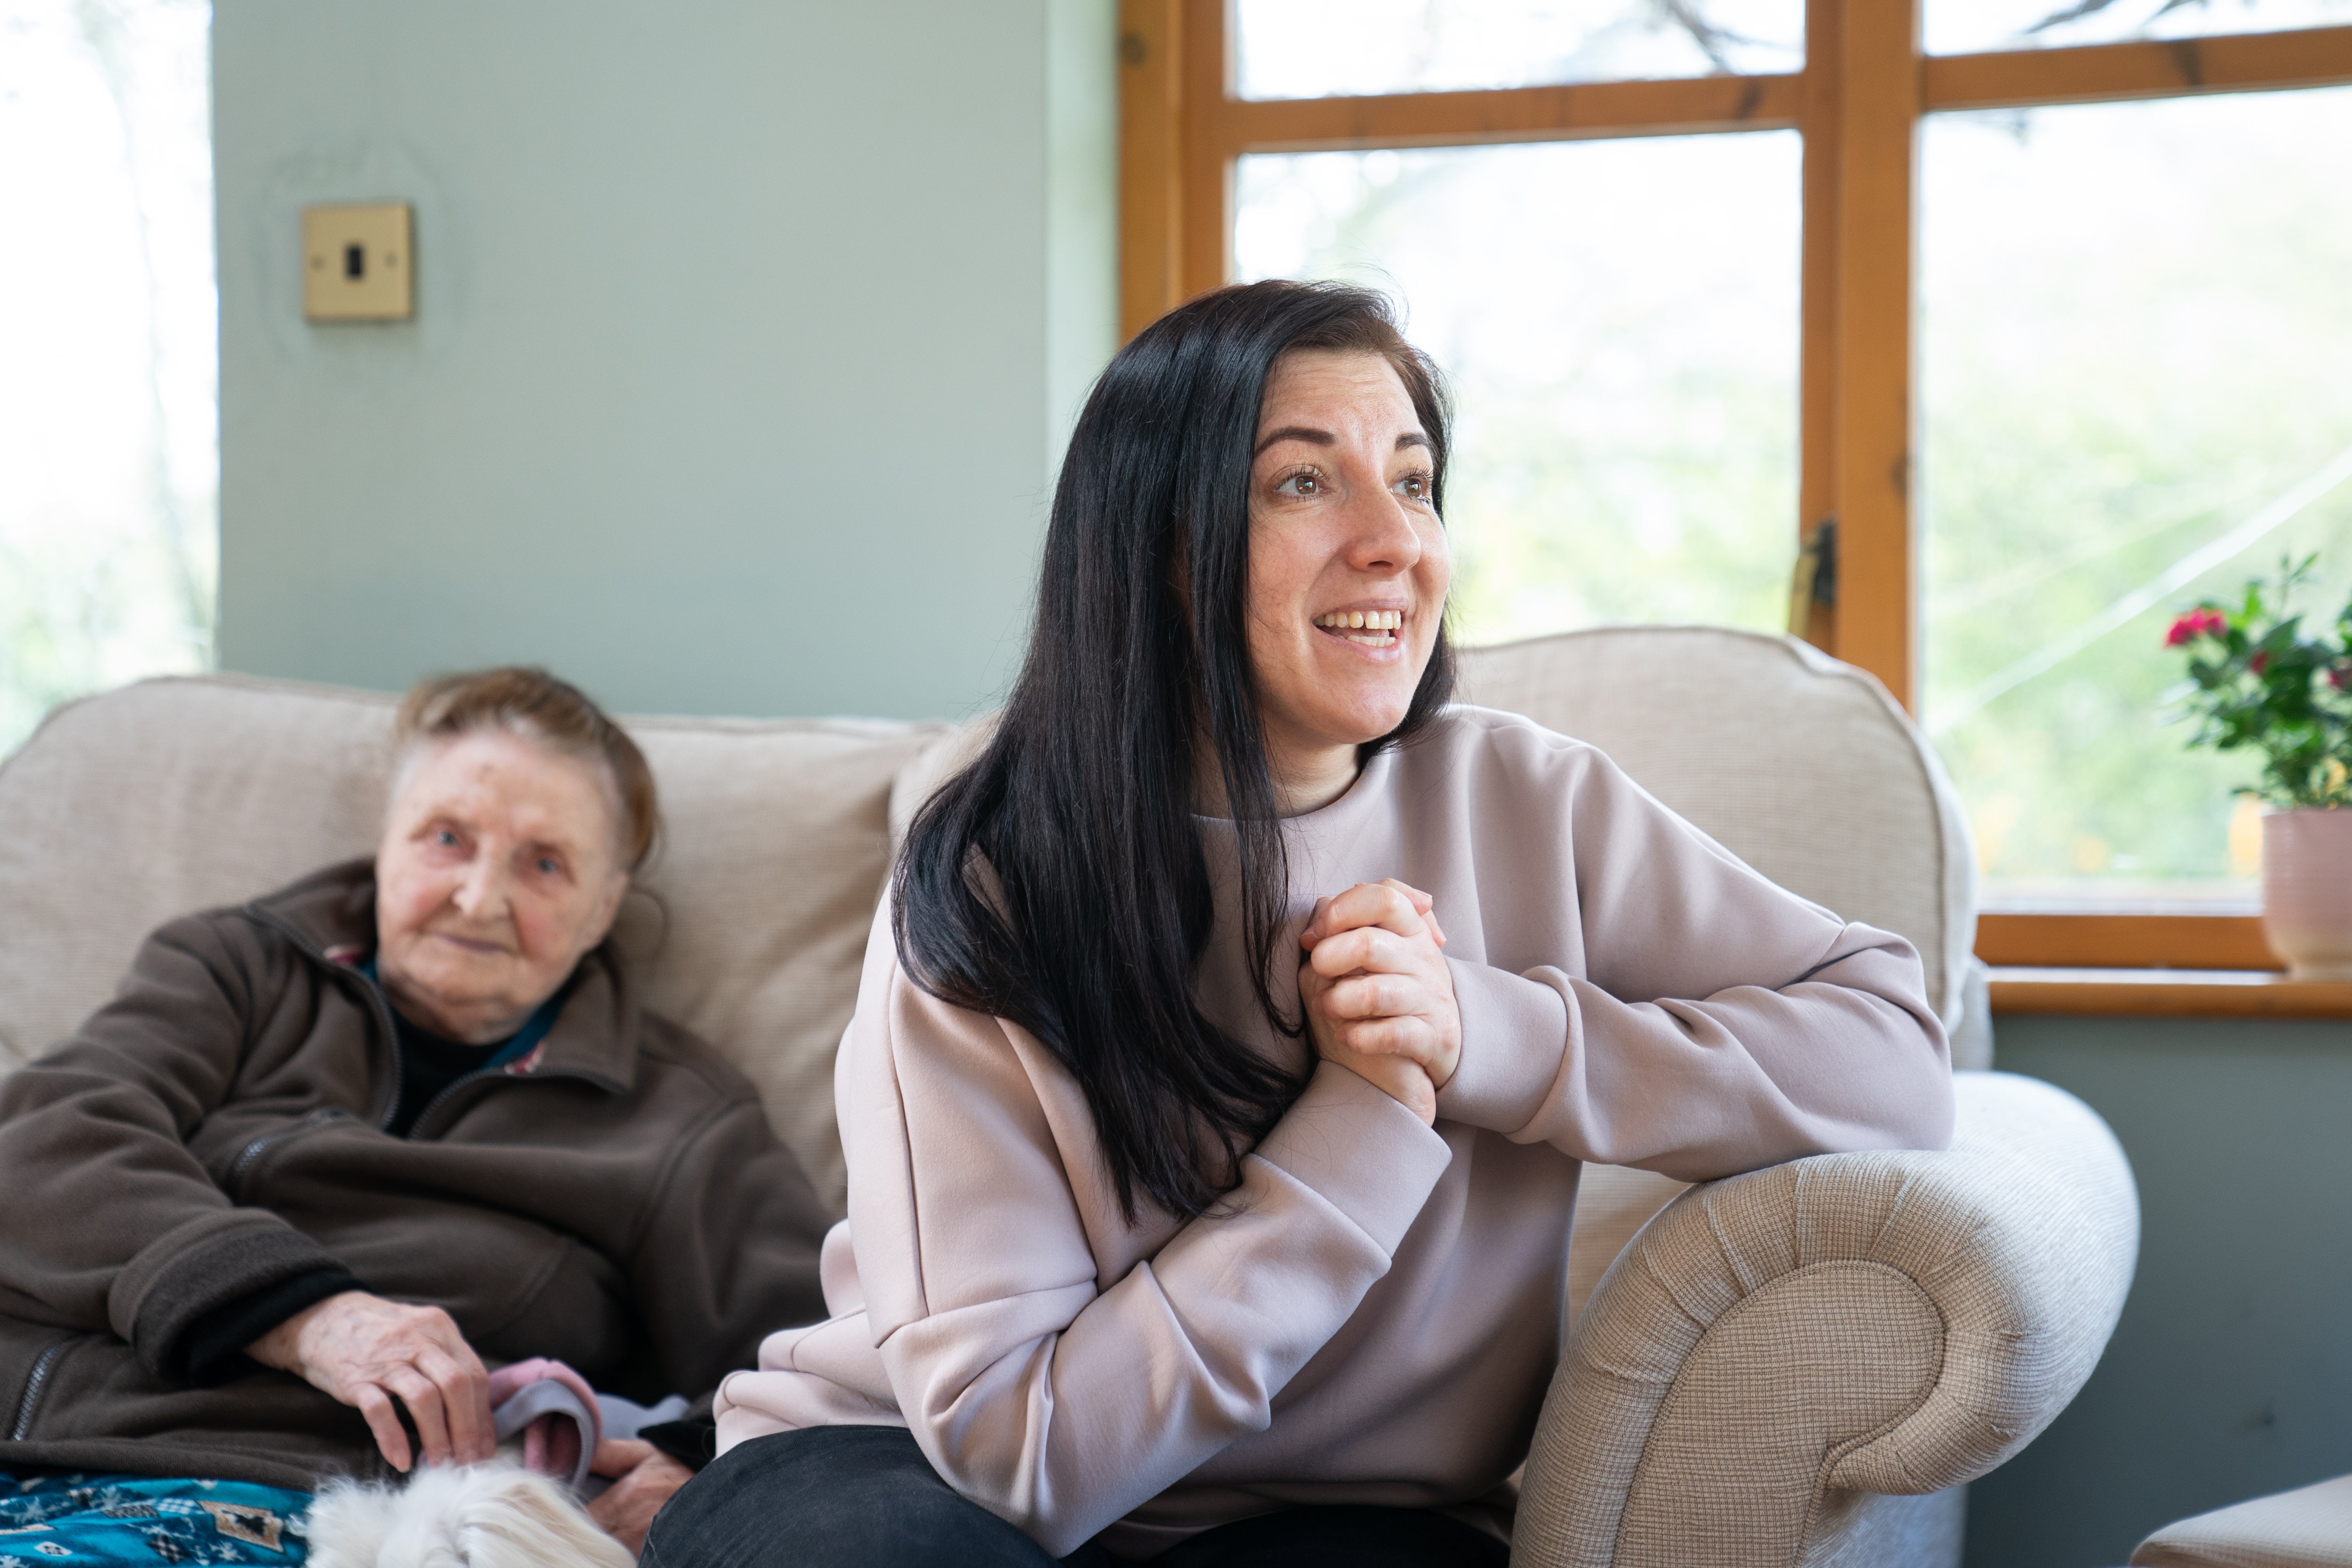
[1463,628,2139,1567]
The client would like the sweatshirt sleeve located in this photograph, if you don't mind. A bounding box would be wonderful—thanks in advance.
[1435,735,1954,1178]
[0,914,349,1377]
[835,941,1452,1557]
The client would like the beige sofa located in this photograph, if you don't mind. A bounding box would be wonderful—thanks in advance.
[0,628,2139,1566]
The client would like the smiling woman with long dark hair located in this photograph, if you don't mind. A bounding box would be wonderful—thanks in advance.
[650,281,1955,1568]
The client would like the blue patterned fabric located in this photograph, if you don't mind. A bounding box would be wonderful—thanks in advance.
[0,1475,310,1565]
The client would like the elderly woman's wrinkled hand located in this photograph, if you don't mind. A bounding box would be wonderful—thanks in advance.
[1298,879,1461,1126]
[246,1290,494,1472]
[587,1438,695,1553]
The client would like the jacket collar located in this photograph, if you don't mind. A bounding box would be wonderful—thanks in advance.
[246,858,640,1096]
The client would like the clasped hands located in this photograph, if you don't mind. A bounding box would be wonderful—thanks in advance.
[247,1289,690,1550]
[1298,879,1461,1126]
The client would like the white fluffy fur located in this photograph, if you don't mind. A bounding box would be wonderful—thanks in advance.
[304,1459,634,1568]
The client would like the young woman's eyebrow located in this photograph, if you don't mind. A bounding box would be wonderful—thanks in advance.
[1253,428,1433,456]
[1255,425,1335,456]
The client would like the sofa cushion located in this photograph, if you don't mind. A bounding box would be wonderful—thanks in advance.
[0,674,945,1212]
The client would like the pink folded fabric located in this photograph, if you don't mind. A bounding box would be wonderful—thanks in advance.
[486,1357,604,1483]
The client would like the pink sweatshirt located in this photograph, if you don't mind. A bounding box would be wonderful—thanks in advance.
[714,706,1954,1557]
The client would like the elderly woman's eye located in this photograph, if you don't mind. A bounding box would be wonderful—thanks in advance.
[535,855,563,876]
[433,828,461,848]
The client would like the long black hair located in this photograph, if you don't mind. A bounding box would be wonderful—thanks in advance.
[893,280,1456,1222]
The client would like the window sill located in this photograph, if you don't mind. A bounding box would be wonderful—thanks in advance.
[1976,912,2274,971]
[1987,966,2352,1019]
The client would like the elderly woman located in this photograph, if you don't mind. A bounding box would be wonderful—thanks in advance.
[649,282,1957,1568]
[0,667,829,1560]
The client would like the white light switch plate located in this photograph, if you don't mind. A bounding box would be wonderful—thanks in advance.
[302,203,413,321]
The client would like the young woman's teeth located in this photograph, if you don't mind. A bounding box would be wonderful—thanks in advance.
[1314,610,1401,646]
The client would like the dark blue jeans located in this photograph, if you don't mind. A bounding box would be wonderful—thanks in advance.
[642,1425,1510,1568]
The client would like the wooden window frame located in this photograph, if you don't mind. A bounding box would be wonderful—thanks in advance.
[1116,2,2352,985]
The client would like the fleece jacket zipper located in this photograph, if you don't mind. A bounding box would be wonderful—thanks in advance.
[227,1106,349,1191]
[9,1337,68,1441]
[404,1067,515,1143]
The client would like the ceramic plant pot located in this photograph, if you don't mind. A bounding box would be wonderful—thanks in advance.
[2262,806,2352,981]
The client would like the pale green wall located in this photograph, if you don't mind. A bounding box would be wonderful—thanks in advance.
[1967,1016,2352,1568]
[214,0,1116,721]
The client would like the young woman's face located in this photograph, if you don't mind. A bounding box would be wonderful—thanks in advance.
[1244,348,1449,784]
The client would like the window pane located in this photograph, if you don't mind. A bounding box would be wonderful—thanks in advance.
[0,0,217,756]
[1920,89,2352,910]
[1237,0,1802,100]
[1927,0,2352,59]
[1236,135,1800,642]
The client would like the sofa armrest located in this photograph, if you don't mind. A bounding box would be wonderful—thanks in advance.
[1513,1070,2138,1568]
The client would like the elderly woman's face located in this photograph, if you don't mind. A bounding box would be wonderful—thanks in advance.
[1245,349,1449,785]
[373,731,629,1044]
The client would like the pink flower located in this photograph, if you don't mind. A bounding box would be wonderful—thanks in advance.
[2331,665,2350,691]
[2165,608,2227,647]
[2249,651,2271,676]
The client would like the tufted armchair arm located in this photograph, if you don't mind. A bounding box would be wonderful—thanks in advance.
[1513,1070,2139,1568]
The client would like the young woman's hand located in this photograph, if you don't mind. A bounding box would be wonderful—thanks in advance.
[246,1289,494,1472]
[1298,879,1461,1126]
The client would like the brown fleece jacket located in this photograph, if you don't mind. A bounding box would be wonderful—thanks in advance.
[0,860,830,1488]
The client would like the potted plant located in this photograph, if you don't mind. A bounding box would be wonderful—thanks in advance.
[2165,555,2352,980]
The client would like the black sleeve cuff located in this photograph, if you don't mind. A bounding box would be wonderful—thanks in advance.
[179,1265,363,1385]
[126,1220,354,1380]
[640,1408,718,1471]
